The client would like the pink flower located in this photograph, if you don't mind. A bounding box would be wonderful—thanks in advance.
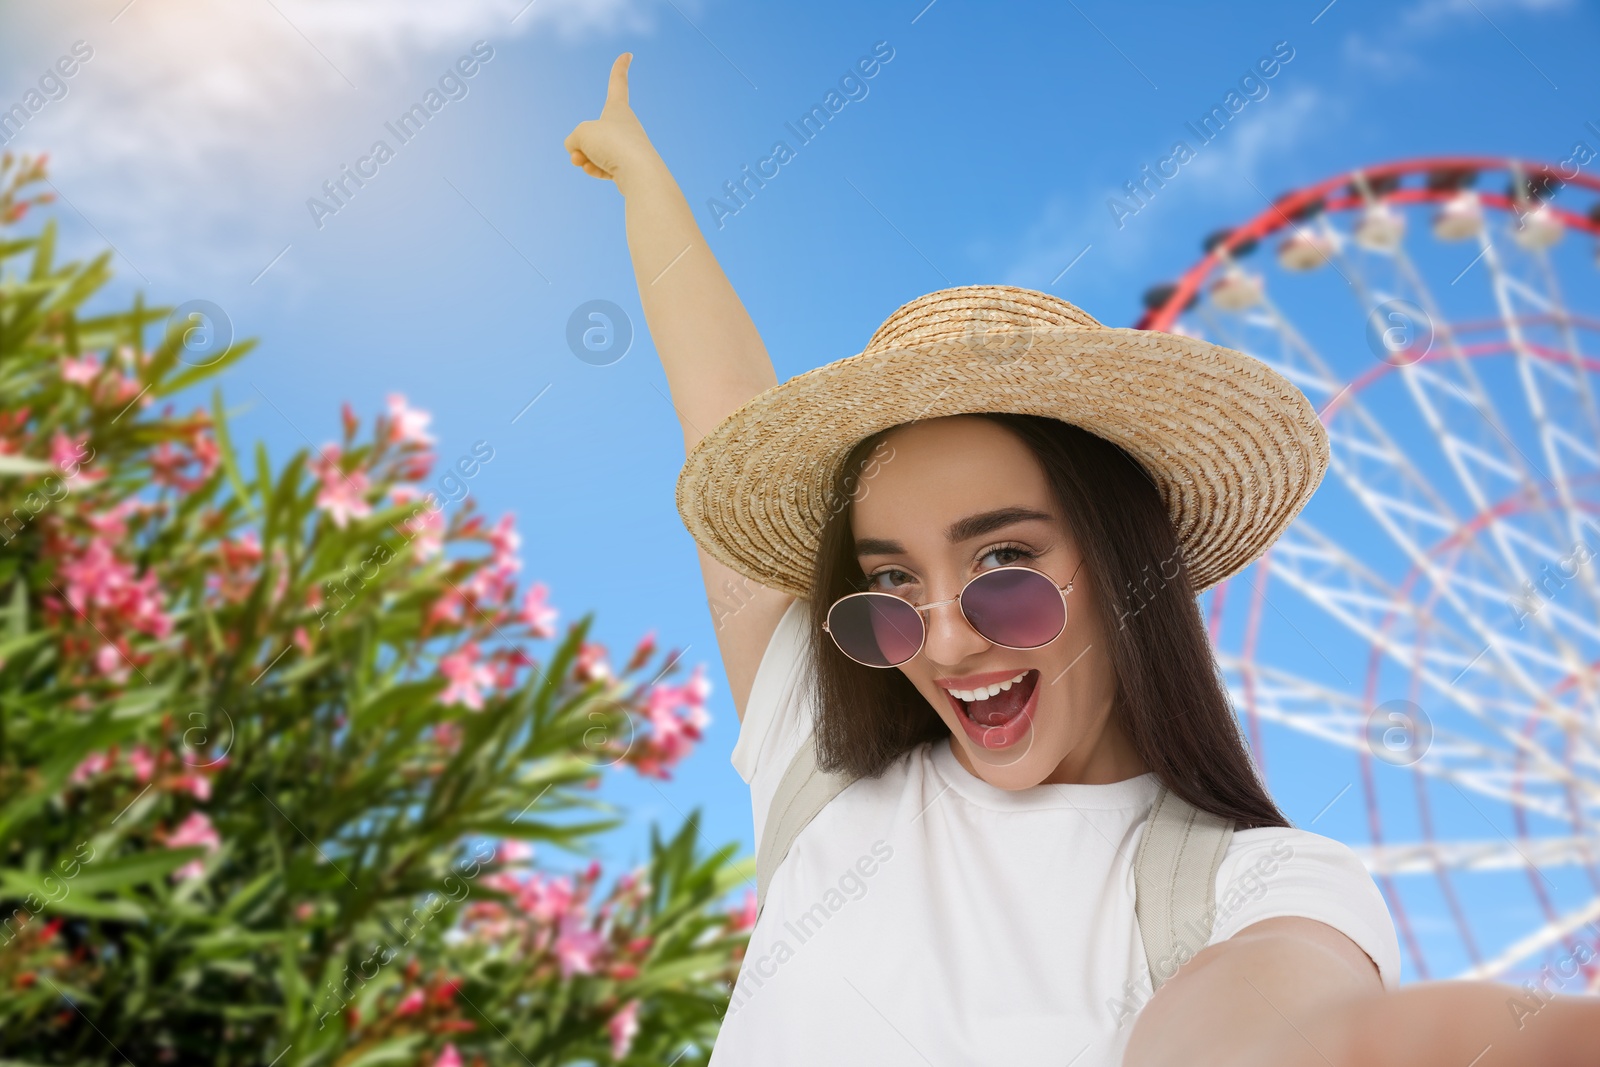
[643,684,692,737]
[166,811,221,882]
[386,394,435,447]
[682,663,713,709]
[85,500,136,539]
[50,431,103,483]
[487,514,521,572]
[635,665,712,776]
[221,531,262,567]
[128,744,155,783]
[608,999,641,1060]
[171,773,212,801]
[168,811,220,849]
[429,977,463,1007]
[554,913,605,978]
[124,571,175,638]
[391,487,444,561]
[104,372,145,407]
[69,750,114,785]
[497,840,534,866]
[309,445,372,528]
[95,643,128,680]
[617,871,650,904]
[192,433,219,476]
[631,746,670,780]
[484,648,528,691]
[521,873,576,925]
[61,355,101,385]
[395,988,425,1017]
[482,871,521,896]
[427,586,466,627]
[439,642,495,711]
[398,452,435,482]
[59,539,126,608]
[58,536,174,641]
[433,719,462,754]
[150,434,219,493]
[626,631,656,672]
[206,531,263,604]
[729,888,758,931]
[465,558,517,605]
[432,1044,462,1067]
[575,642,612,684]
[521,583,558,638]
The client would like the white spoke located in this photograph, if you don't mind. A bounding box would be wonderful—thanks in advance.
[1218,653,1597,818]
[1354,837,1600,876]
[1457,897,1600,981]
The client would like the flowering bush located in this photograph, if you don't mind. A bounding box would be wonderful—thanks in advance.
[0,153,755,1065]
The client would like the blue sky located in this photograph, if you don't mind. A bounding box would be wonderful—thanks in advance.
[4,0,1599,987]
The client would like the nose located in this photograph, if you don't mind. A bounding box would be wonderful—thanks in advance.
[919,588,990,665]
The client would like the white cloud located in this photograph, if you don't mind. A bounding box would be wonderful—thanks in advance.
[1000,86,1331,293]
[1341,0,1572,81]
[1394,0,1572,33]
[1183,87,1327,187]
[0,0,656,282]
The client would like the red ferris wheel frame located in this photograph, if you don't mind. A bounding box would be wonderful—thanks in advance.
[1133,155,1600,333]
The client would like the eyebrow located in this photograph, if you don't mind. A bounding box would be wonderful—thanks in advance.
[854,506,1056,557]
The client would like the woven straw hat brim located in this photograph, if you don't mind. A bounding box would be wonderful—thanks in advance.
[674,324,1329,602]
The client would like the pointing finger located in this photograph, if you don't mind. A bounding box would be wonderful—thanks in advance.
[601,52,632,114]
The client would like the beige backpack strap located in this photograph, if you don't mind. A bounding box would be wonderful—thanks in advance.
[754,733,855,920]
[1133,783,1235,992]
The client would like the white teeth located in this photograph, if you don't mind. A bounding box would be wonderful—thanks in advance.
[947,670,1029,702]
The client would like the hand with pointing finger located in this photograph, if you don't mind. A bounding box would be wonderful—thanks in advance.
[563,53,663,197]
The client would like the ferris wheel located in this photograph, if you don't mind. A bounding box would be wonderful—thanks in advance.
[1136,156,1600,990]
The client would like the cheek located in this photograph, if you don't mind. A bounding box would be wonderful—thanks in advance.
[921,681,954,720]
[1035,647,1110,724]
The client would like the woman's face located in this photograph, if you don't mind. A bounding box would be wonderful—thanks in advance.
[846,415,1144,788]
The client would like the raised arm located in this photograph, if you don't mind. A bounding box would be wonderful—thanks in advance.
[564,53,796,722]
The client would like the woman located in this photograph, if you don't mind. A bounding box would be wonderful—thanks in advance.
[564,54,1598,1067]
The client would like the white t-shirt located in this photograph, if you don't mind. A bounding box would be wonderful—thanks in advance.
[708,599,1402,1066]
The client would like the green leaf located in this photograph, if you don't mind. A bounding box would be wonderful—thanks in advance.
[26,218,55,281]
[155,337,257,397]
[0,455,52,475]
[65,846,207,895]
[339,1036,426,1067]
[211,386,256,518]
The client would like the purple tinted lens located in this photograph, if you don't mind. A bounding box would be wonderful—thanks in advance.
[829,593,923,667]
[961,568,1065,648]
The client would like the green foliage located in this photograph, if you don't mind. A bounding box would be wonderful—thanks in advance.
[0,153,752,1066]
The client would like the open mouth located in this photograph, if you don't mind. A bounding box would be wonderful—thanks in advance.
[940,671,1043,729]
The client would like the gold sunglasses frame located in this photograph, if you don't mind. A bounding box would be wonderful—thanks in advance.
[821,559,1084,669]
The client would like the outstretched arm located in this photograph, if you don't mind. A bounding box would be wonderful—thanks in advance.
[564,54,795,721]
[1124,915,1600,1067]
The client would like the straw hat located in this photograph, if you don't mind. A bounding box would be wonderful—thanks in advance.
[674,284,1329,601]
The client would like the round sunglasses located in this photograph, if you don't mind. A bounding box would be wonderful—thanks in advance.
[823,559,1084,668]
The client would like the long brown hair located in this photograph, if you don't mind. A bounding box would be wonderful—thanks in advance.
[805,412,1291,831]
